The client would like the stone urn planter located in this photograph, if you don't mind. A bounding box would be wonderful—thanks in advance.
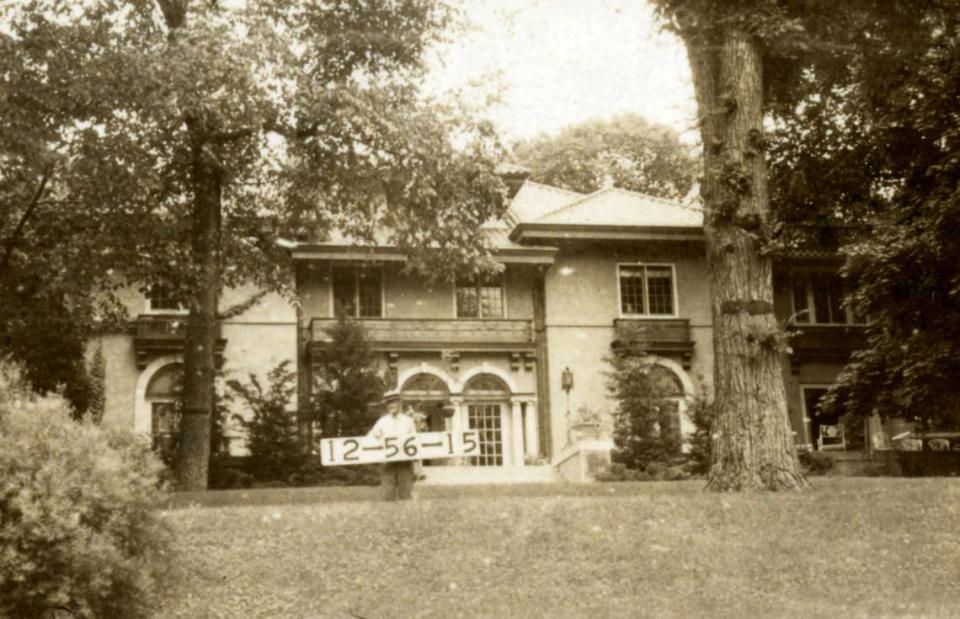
[569,421,602,442]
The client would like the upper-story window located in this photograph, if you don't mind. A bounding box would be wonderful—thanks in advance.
[619,264,676,317]
[332,267,382,318]
[456,276,504,319]
[791,272,865,325]
[146,285,185,313]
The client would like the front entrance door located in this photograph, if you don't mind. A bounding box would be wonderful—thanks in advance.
[468,403,504,466]
[803,386,844,450]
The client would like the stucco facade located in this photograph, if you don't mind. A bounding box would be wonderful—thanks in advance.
[93,179,865,481]
[88,284,297,454]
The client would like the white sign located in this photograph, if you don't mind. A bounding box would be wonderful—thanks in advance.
[320,431,481,466]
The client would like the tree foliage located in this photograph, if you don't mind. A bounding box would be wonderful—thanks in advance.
[513,113,695,198]
[311,315,386,439]
[653,1,960,460]
[1,0,508,488]
[813,4,960,428]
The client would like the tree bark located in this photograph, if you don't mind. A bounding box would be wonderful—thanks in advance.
[173,139,222,490]
[688,27,808,491]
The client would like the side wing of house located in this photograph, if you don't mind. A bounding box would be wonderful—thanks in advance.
[88,283,297,455]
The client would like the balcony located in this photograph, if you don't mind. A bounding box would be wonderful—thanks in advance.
[611,318,694,368]
[132,314,226,368]
[788,324,867,372]
[309,317,536,353]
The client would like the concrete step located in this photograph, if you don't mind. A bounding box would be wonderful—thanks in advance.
[418,464,557,485]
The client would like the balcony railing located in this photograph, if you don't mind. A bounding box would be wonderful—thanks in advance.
[133,314,225,368]
[136,314,188,339]
[309,317,536,351]
[611,318,694,368]
[788,324,867,372]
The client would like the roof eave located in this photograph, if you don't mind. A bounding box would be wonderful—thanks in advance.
[511,223,704,243]
[290,243,557,265]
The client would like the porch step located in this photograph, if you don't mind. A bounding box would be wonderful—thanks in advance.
[418,464,557,485]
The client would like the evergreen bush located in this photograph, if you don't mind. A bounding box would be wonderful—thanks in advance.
[310,315,386,440]
[606,340,714,478]
[227,361,304,482]
[0,362,170,618]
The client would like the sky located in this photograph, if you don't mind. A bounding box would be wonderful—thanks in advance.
[426,0,697,144]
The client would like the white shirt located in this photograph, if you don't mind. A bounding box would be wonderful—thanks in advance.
[367,412,417,439]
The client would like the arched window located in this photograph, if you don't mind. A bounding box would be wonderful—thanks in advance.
[646,365,685,398]
[463,374,511,466]
[145,363,182,458]
[646,364,689,449]
[463,374,510,399]
[400,373,450,400]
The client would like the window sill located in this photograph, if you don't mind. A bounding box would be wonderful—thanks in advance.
[618,314,680,320]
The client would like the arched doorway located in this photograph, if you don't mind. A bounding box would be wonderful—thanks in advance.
[642,362,698,451]
[400,373,452,431]
[144,362,183,461]
[463,374,512,466]
[400,373,453,467]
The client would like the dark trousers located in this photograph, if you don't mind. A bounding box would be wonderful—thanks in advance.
[381,461,415,501]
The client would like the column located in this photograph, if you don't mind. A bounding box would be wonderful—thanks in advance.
[523,400,540,459]
[449,397,464,435]
[449,397,464,466]
[511,399,525,467]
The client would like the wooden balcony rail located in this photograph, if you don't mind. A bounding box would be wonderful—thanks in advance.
[136,315,188,338]
[787,324,867,373]
[309,317,536,350]
[611,318,694,368]
[133,314,225,368]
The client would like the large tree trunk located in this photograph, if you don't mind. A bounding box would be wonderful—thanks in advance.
[687,28,807,491]
[174,142,221,490]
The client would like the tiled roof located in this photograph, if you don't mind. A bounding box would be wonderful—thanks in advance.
[301,226,547,252]
[507,181,585,225]
[532,187,702,228]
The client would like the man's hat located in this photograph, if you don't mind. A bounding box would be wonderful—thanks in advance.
[380,391,401,406]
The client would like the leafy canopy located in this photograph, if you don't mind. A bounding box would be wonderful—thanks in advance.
[0,0,508,302]
[513,113,695,199]
[0,0,508,419]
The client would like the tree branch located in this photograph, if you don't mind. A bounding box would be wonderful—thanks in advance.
[209,127,257,144]
[217,290,268,320]
[1,166,53,275]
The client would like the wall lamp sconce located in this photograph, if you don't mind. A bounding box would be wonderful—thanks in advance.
[561,367,574,393]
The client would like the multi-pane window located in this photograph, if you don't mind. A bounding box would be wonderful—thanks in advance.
[468,403,503,466]
[151,402,180,438]
[146,286,183,312]
[456,276,504,319]
[332,267,382,318]
[619,265,675,316]
[146,363,183,462]
[791,273,865,325]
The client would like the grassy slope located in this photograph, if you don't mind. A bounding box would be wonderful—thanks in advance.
[158,478,960,618]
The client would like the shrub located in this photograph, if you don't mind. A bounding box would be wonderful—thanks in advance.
[606,338,713,477]
[227,361,304,482]
[0,362,170,618]
[798,449,835,475]
[289,458,381,487]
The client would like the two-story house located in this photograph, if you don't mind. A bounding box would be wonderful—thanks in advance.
[90,177,875,483]
[289,180,713,482]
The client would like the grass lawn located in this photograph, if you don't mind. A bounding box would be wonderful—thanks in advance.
[157,478,960,618]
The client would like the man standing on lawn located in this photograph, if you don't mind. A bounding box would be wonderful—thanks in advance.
[368,394,418,501]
